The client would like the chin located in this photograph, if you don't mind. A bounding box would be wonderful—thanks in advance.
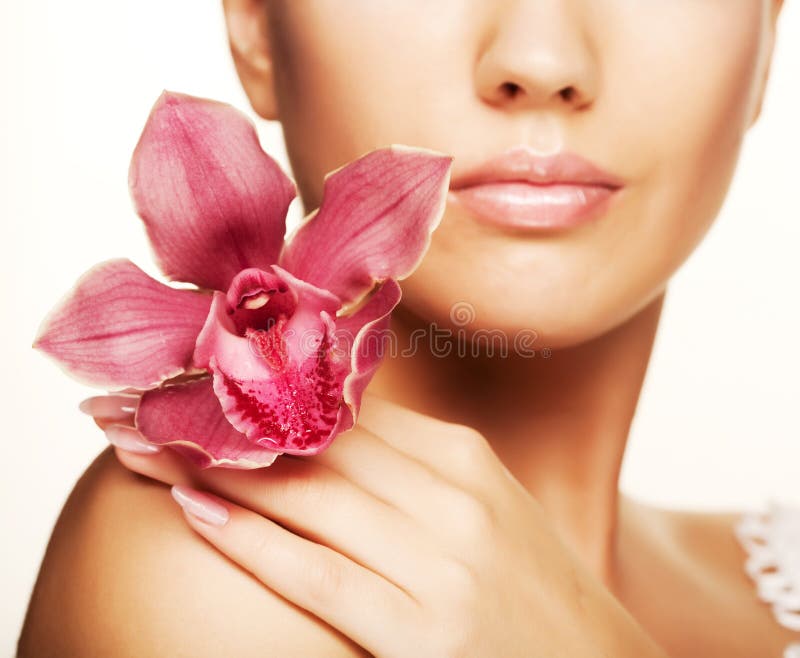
[399,287,618,356]
[400,247,673,354]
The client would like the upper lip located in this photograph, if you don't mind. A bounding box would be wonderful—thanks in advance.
[449,146,624,190]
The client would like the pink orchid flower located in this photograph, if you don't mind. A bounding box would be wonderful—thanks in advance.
[33,91,452,469]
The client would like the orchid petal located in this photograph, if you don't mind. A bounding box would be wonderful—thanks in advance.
[278,145,452,304]
[129,90,296,291]
[32,258,211,390]
[332,278,402,434]
[136,377,281,469]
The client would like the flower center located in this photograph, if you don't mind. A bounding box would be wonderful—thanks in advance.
[225,267,297,338]
[245,316,289,371]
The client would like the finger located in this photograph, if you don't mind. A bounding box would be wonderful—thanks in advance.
[356,392,467,466]
[95,415,135,432]
[112,430,439,596]
[307,424,488,535]
[170,484,420,658]
[79,395,139,430]
[356,393,509,495]
[105,425,214,484]
[105,424,162,455]
[79,394,140,417]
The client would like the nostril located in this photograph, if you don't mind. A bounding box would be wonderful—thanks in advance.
[499,82,579,104]
[560,86,577,103]
[501,81,522,99]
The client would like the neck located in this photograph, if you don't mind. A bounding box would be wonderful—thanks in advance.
[367,290,666,583]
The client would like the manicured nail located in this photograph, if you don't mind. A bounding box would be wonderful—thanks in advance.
[79,395,138,419]
[104,424,161,454]
[171,485,230,526]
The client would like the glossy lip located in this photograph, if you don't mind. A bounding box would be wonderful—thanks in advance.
[448,146,624,232]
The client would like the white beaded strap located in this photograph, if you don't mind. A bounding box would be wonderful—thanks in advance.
[735,501,800,658]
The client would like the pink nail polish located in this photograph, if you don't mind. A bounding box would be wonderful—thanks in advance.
[171,485,230,526]
[79,395,139,419]
[104,424,161,454]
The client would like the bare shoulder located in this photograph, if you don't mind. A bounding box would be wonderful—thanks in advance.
[619,497,797,657]
[653,503,745,572]
[18,446,368,658]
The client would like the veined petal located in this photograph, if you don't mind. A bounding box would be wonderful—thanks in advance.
[278,145,453,304]
[32,258,211,390]
[332,279,402,434]
[129,90,296,291]
[136,377,281,469]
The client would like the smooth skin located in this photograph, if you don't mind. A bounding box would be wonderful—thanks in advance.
[18,1,792,656]
[72,396,670,658]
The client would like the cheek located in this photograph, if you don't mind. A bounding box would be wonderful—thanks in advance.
[594,2,768,329]
[270,1,471,209]
[616,1,766,237]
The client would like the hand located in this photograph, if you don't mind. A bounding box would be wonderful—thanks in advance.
[83,392,667,658]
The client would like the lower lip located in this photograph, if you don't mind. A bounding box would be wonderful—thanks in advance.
[448,182,620,232]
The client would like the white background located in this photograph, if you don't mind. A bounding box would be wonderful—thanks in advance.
[1,1,798,654]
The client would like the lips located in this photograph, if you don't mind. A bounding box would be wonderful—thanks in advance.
[448,146,623,231]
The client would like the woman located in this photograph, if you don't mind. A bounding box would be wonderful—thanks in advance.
[17,0,797,656]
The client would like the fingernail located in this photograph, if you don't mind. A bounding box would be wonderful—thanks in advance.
[79,395,138,418]
[104,424,161,454]
[171,485,229,526]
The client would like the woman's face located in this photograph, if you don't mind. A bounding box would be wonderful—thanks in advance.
[239,0,779,349]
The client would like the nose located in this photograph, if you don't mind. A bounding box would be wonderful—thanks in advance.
[474,1,599,112]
